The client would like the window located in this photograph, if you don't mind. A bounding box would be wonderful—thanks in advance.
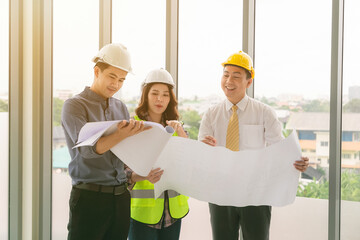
[320,141,329,147]
[354,132,360,142]
[178,1,243,238]
[298,131,316,140]
[112,0,166,113]
[178,0,243,141]
[52,0,99,239]
[0,1,9,238]
[342,131,353,142]
[255,0,331,238]
[342,1,360,238]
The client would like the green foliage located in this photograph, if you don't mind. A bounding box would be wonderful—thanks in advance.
[343,99,360,113]
[316,167,326,176]
[302,99,330,112]
[341,170,360,201]
[179,109,201,140]
[297,178,329,199]
[279,105,291,110]
[53,97,64,126]
[0,99,8,112]
[259,96,277,107]
[297,170,360,201]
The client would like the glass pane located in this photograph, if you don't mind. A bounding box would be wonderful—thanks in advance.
[341,1,360,239]
[0,0,9,239]
[112,0,166,114]
[255,1,331,239]
[178,0,243,139]
[178,1,242,239]
[52,0,99,239]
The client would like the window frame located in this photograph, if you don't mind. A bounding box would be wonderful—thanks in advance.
[7,0,345,239]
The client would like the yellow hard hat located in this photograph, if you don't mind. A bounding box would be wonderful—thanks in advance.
[221,51,255,79]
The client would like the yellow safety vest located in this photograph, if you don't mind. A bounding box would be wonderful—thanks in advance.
[131,116,189,224]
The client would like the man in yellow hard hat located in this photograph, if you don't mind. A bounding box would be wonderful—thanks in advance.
[198,51,309,240]
[61,43,163,240]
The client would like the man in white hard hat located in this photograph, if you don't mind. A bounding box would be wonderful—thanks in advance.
[199,51,309,240]
[61,43,162,240]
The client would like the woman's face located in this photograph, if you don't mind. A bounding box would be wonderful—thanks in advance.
[147,83,171,117]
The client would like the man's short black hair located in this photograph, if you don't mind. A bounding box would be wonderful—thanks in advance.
[94,61,111,72]
[224,64,252,79]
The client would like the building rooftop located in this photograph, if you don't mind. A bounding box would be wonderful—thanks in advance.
[286,112,360,131]
[53,126,65,140]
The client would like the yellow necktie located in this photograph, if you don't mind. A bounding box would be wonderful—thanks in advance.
[226,105,239,151]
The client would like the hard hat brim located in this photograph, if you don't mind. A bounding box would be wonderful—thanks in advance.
[93,58,134,74]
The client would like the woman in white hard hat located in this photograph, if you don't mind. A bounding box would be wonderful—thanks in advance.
[126,68,189,240]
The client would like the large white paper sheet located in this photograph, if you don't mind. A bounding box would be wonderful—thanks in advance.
[110,124,174,176]
[74,120,301,207]
[74,120,119,148]
[154,131,301,207]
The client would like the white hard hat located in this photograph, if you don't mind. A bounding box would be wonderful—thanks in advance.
[92,43,133,73]
[142,68,175,89]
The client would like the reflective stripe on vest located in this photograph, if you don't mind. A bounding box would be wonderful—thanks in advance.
[131,189,181,199]
[130,116,189,224]
[131,181,189,224]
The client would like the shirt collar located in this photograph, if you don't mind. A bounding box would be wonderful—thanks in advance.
[225,94,249,112]
[83,86,110,107]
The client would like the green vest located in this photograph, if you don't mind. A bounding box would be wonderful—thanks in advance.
[131,116,189,224]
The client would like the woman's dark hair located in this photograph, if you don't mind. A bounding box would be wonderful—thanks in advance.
[135,82,179,123]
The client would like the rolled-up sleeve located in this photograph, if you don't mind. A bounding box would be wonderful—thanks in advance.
[263,106,284,146]
[198,109,213,141]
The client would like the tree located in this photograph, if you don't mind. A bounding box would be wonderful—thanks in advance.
[297,170,360,201]
[0,99,8,112]
[179,109,201,140]
[302,99,330,112]
[53,97,64,126]
[343,98,360,113]
[259,96,276,107]
[297,178,329,199]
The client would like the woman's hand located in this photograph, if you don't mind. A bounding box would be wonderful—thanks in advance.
[166,120,188,138]
[146,168,164,184]
[130,168,164,184]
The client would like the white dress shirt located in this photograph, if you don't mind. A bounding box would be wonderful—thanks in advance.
[198,95,284,150]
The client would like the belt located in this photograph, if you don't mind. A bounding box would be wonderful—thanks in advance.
[74,182,128,196]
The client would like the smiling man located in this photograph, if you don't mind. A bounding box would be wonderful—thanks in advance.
[199,51,309,240]
[61,43,148,240]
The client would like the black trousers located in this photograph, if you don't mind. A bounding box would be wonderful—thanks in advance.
[209,203,271,240]
[67,187,131,240]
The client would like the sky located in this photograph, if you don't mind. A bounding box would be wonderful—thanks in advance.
[1,0,359,101]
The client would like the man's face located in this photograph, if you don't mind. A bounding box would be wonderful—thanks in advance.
[92,65,128,99]
[221,65,253,104]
